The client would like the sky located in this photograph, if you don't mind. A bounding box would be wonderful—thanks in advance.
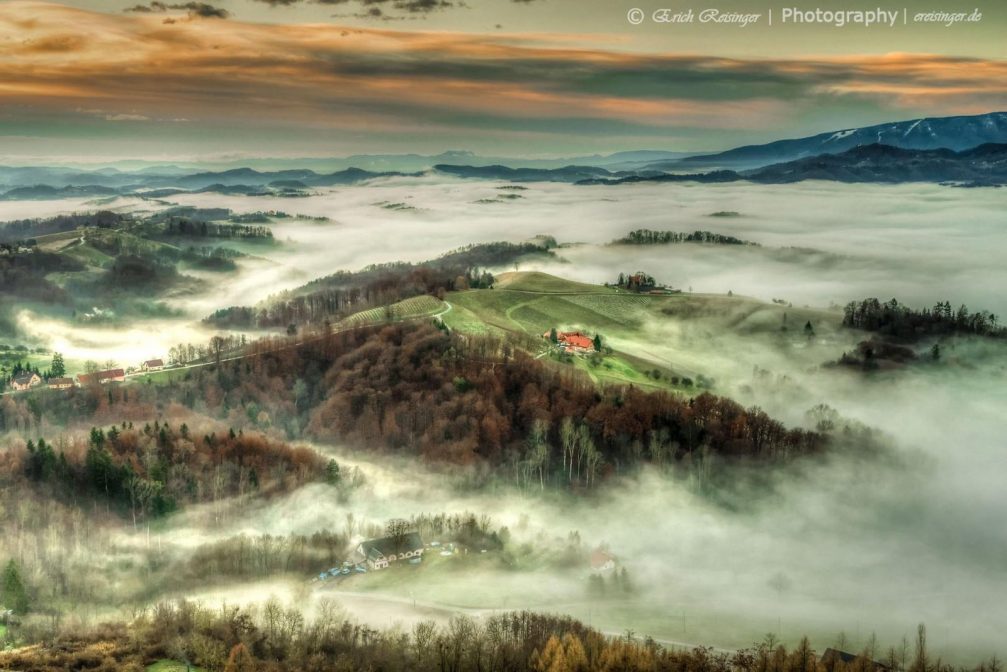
[1,0,1005,161]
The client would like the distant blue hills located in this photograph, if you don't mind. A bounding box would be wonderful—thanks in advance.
[1,111,1005,199]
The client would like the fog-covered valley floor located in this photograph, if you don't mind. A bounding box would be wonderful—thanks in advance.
[6,178,1007,659]
[15,179,1007,363]
[139,341,1005,660]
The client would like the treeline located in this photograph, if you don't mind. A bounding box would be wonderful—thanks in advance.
[174,531,351,583]
[205,241,548,329]
[160,218,273,240]
[611,229,759,246]
[409,511,507,552]
[0,210,128,243]
[0,602,994,672]
[842,298,1003,340]
[169,333,248,366]
[12,420,326,524]
[182,246,244,272]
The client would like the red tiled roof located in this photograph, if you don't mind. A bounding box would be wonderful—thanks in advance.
[77,369,125,384]
[559,332,594,350]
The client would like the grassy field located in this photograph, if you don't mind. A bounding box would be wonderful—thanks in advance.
[444,273,687,390]
[133,367,193,385]
[443,271,844,393]
[33,229,84,251]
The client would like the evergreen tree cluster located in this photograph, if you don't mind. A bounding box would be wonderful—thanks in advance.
[842,298,1003,340]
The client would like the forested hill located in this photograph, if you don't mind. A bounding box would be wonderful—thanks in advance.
[205,241,553,329]
[4,322,882,496]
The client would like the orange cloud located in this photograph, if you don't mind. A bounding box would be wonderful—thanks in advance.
[0,2,1004,137]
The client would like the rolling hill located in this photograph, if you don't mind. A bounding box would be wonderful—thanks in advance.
[443,272,842,392]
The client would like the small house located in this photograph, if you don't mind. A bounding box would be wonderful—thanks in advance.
[47,377,74,390]
[10,372,42,392]
[351,532,424,571]
[142,359,165,372]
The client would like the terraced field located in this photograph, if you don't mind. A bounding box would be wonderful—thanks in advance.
[561,293,657,323]
[493,271,612,294]
[337,295,447,329]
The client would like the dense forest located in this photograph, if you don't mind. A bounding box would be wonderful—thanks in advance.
[306,324,836,489]
[8,419,326,524]
[842,298,1003,340]
[159,218,273,240]
[205,242,550,329]
[611,230,759,246]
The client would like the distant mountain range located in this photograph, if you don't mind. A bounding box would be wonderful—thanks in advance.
[0,149,691,180]
[582,143,1007,187]
[434,164,626,182]
[662,112,1007,169]
[1,112,1005,200]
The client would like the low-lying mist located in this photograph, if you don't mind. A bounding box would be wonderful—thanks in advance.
[6,178,1006,659]
[10,178,1007,361]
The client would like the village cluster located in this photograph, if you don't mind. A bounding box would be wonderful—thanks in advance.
[312,529,620,587]
[313,531,429,582]
[7,358,165,393]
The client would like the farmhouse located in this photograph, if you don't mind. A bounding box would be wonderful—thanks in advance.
[47,377,74,390]
[142,359,165,371]
[622,271,657,292]
[543,330,596,353]
[10,372,42,392]
[77,368,126,385]
[615,271,680,294]
[351,532,424,571]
